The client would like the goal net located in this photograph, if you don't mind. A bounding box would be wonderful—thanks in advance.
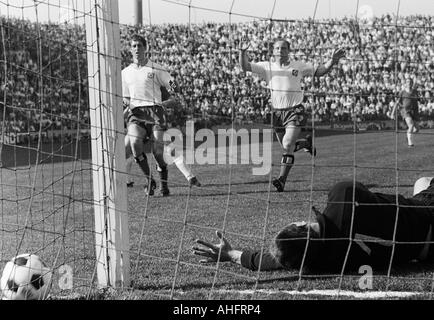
[1,0,433,300]
[0,0,128,298]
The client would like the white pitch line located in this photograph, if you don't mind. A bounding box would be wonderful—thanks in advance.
[215,289,427,299]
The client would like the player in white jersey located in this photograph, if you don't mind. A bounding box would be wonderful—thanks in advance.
[240,39,345,192]
[389,80,420,147]
[122,34,174,196]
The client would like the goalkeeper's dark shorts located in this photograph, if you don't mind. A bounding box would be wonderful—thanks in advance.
[127,105,168,135]
[272,104,306,133]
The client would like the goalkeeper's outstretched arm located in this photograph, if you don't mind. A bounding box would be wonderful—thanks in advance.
[193,231,242,264]
[193,230,283,271]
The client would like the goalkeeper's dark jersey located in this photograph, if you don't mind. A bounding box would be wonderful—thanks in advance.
[241,181,434,272]
[315,181,434,272]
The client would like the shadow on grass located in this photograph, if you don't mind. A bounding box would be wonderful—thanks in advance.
[167,182,417,199]
[130,273,355,292]
[203,179,307,188]
[160,181,328,199]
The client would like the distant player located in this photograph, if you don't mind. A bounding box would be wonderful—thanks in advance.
[239,39,345,192]
[193,178,434,273]
[122,34,175,196]
[390,81,420,147]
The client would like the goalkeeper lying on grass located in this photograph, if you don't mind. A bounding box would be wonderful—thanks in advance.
[193,178,434,273]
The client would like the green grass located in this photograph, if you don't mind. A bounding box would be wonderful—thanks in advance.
[1,128,434,300]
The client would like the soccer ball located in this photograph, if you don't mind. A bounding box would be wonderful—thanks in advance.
[0,254,52,300]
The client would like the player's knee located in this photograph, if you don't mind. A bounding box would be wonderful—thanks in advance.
[130,139,144,154]
[413,177,434,195]
[281,134,296,149]
[130,138,142,149]
[282,140,295,153]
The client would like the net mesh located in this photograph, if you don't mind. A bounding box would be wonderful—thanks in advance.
[0,0,433,300]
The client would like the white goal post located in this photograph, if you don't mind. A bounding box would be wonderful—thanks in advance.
[84,0,130,288]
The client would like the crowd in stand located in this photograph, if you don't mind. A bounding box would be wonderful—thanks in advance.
[0,18,88,139]
[1,14,434,138]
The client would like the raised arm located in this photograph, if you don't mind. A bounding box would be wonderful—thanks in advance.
[239,39,252,73]
[314,48,346,77]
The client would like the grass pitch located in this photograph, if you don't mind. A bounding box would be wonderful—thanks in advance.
[1,128,434,300]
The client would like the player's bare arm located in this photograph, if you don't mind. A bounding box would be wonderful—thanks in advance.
[389,101,399,120]
[123,97,131,116]
[193,230,242,265]
[168,79,179,94]
[314,48,346,77]
[239,38,252,72]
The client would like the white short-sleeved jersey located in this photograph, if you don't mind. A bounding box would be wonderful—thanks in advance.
[251,60,314,110]
[122,60,173,108]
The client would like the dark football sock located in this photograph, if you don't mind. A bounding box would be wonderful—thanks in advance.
[157,165,169,191]
[279,154,294,183]
[134,153,151,179]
